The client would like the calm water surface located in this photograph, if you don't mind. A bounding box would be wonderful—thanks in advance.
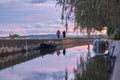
[0,45,95,80]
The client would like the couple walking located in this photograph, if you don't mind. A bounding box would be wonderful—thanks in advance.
[56,30,66,39]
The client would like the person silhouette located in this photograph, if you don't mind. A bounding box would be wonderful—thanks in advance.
[56,30,61,39]
[62,30,66,38]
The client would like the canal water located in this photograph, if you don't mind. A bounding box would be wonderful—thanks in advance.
[0,45,110,80]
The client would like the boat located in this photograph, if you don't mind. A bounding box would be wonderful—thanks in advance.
[40,41,56,49]
[35,41,56,50]
[93,39,108,55]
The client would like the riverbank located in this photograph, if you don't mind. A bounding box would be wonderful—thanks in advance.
[0,38,94,70]
[0,38,94,55]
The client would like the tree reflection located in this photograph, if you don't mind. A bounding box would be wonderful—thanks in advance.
[74,53,110,80]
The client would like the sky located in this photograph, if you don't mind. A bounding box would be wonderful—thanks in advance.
[0,0,71,37]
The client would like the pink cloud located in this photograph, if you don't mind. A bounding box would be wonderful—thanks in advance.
[1,0,18,3]
[0,24,26,36]
[0,27,25,32]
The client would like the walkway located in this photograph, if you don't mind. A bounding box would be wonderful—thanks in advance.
[109,40,120,80]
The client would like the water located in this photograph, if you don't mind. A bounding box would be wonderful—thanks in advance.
[0,45,95,80]
[0,45,111,80]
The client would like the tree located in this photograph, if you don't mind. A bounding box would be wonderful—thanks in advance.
[56,0,120,35]
[9,34,21,39]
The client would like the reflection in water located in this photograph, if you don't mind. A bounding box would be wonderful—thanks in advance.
[93,47,106,54]
[0,45,91,80]
[0,48,56,70]
[56,49,66,56]
[56,50,60,56]
[65,67,68,80]
[62,49,66,56]
[0,45,110,80]
[92,39,108,55]
[74,46,110,80]
[40,48,56,57]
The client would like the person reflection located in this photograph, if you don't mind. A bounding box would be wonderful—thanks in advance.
[62,49,66,56]
[56,50,60,56]
[65,67,68,80]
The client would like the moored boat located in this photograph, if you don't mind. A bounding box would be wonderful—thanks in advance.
[93,39,108,55]
[35,41,56,50]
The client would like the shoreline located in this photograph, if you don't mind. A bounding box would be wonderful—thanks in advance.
[0,38,94,70]
[0,38,94,55]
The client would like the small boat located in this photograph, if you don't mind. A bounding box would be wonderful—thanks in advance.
[93,39,108,55]
[35,41,56,50]
[40,41,56,49]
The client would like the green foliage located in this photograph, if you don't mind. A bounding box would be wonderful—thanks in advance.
[114,33,120,40]
[10,34,21,39]
[56,0,120,34]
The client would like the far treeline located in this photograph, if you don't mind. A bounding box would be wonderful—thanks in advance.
[56,0,120,36]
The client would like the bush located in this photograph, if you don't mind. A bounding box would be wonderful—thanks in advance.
[9,34,21,39]
[114,33,120,40]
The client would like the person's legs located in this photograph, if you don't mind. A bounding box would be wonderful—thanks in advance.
[58,35,60,38]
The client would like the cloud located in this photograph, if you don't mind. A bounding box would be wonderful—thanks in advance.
[21,0,47,3]
[0,0,65,36]
[0,0,61,24]
[0,24,26,36]
[0,0,17,3]
[21,24,33,29]
[21,0,56,4]
[0,0,56,4]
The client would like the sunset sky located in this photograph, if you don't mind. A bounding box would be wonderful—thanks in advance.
[0,0,72,37]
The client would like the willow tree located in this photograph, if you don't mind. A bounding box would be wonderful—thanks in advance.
[95,0,120,35]
[56,0,120,35]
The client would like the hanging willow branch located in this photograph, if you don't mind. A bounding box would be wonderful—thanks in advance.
[56,0,120,34]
